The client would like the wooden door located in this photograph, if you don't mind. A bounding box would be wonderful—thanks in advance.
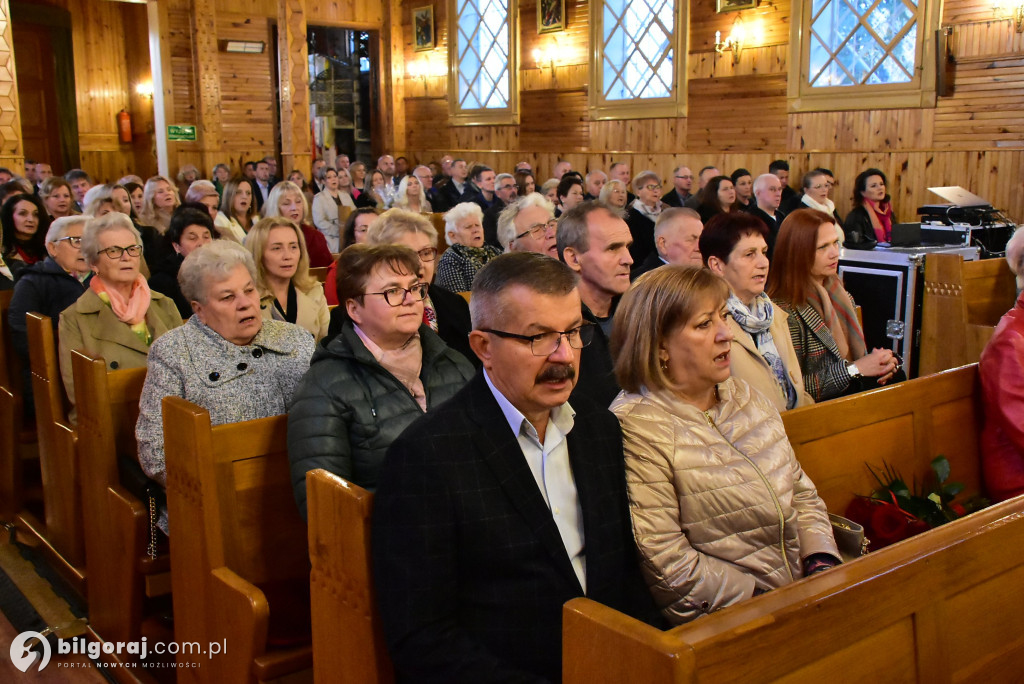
[12,21,62,172]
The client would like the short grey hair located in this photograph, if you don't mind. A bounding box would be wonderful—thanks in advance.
[81,212,142,267]
[497,192,554,251]
[82,184,113,215]
[556,200,621,261]
[469,252,579,329]
[45,215,89,244]
[185,180,219,203]
[1007,228,1024,289]
[585,170,607,185]
[178,239,257,304]
[631,170,661,193]
[599,179,627,203]
[367,207,438,245]
[753,173,780,195]
[654,207,701,241]
[442,202,484,246]
[495,172,514,186]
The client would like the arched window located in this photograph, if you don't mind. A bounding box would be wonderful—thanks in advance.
[789,0,941,111]
[590,0,687,120]
[449,0,519,124]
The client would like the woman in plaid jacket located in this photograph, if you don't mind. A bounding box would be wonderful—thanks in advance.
[767,208,899,401]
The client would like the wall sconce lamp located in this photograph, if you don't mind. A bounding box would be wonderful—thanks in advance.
[715,19,746,64]
[993,0,1024,31]
[531,44,559,71]
[135,81,154,99]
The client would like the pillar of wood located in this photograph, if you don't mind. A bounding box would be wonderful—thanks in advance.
[0,0,24,170]
[384,0,405,155]
[278,0,311,177]
[190,0,223,179]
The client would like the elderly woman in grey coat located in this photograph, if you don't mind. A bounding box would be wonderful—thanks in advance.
[135,240,315,532]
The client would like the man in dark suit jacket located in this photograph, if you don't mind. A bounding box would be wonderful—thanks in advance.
[660,165,693,207]
[373,252,656,683]
[252,160,276,213]
[748,173,788,258]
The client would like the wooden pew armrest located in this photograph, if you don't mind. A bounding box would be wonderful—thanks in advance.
[563,598,693,683]
[208,566,270,665]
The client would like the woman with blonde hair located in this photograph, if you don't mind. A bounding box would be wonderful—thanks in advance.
[246,216,329,341]
[215,177,258,243]
[599,179,629,209]
[262,180,333,267]
[393,174,432,214]
[39,177,77,220]
[609,265,839,625]
[311,167,356,252]
[138,175,181,236]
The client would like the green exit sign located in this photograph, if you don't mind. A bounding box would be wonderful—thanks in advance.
[167,125,197,141]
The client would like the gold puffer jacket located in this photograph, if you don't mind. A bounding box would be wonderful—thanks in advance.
[610,377,838,625]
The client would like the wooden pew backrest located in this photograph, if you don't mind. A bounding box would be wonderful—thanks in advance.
[71,350,150,644]
[25,313,85,587]
[919,254,1016,375]
[565,494,1024,683]
[782,364,983,514]
[307,469,394,684]
[163,396,311,683]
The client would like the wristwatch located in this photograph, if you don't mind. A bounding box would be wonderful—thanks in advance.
[846,362,862,378]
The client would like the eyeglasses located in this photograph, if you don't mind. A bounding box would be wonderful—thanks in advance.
[515,218,558,241]
[363,282,429,306]
[643,184,663,191]
[480,324,594,356]
[415,247,438,262]
[99,244,143,259]
[55,235,82,248]
[675,175,693,180]
[498,184,516,192]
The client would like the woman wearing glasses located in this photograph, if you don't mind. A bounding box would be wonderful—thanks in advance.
[8,215,92,412]
[58,212,183,414]
[246,216,330,342]
[287,243,474,518]
[626,170,667,264]
[793,169,842,225]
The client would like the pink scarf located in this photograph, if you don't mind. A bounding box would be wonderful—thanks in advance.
[865,198,893,242]
[90,275,152,325]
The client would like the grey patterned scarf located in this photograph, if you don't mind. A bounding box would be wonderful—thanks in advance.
[728,292,798,409]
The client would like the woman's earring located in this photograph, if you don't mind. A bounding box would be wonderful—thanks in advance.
[660,357,669,372]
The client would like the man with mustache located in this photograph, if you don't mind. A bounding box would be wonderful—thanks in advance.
[558,200,634,409]
[373,252,656,683]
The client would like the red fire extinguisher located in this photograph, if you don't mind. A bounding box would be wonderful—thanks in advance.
[117,109,132,144]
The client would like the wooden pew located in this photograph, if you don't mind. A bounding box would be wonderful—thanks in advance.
[19,313,86,595]
[71,350,168,648]
[0,292,20,521]
[918,253,1016,375]
[163,397,312,684]
[561,364,1024,682]
[310,266,329,283]
[306,469,394,684]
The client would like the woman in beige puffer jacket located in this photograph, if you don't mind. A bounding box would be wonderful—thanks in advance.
[610,266,840,626]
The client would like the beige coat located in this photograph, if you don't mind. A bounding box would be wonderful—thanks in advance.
[727,308,814,412]
[260,282,330,342]
[610,377,838,625]
[58,288,183,410]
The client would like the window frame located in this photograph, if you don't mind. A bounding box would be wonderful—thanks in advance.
[788,0,941,112]
[588,0,688,121]
[448,0,520,125]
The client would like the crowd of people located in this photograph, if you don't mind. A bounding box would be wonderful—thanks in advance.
[0,151,1020,683]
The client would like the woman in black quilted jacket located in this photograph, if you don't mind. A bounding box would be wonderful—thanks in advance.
[286,243,474,518]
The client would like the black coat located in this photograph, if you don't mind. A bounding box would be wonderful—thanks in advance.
[630,251,665,281]
[843,205,880,249]
[661,189,691,207]
[372,372,657,683]
[625,207,656,265]
[148,253,192,319]
[747,205,787,259]
[433,179,477,213]
[483,200,508,250]
[571,300,621,410]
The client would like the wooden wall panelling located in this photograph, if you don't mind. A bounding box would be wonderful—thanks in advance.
[787,108,934,153]
[191,0,226,179]
[307,0,385,26]
[404,98,450,151]
[686,74,787,151]
[934,54,1024,149]
[451,126,520,152]
[122,5,156,179]
[520,89,588,151]
[216,14,277,172]
[385,0,406,156]
[277,0,312,176]
[588,118,687,154]
[943,0,1016,25]
[0,0,23,166]
[166,2,200,176]
[216,0,277,19]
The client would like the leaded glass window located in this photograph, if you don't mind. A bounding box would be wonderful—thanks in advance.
[455,0,510,110]
[602,0,675,101]
[808,0,918,87]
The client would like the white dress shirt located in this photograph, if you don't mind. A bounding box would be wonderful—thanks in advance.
[484,371,586,592]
